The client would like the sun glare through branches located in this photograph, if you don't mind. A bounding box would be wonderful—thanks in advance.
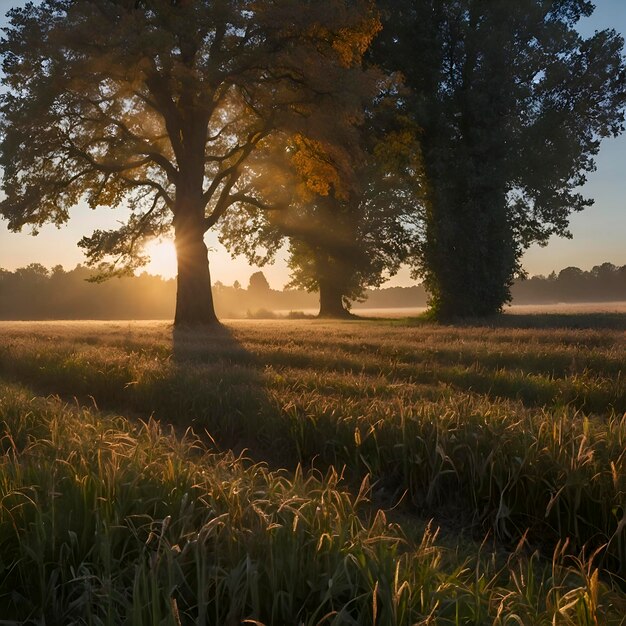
[144,239,177,279]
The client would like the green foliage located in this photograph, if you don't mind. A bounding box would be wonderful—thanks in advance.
[285,101,424,314]
[373,0,626,318]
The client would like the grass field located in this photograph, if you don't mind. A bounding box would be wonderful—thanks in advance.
[0,317,624,624]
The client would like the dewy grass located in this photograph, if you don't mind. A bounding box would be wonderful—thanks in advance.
[1,321,624,573]
[0,319,625,622]
[0,380,624,624]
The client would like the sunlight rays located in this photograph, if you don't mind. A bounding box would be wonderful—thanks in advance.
[144,239,177,279]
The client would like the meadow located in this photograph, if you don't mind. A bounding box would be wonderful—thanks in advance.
[0,317,624,624]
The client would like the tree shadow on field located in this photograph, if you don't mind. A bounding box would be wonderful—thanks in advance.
[0,322,294,470]
[169,325,291,468]
[172,324,252,364]
[469,312,626,331]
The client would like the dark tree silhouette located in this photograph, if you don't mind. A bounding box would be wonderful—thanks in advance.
[285,104,423,318]
[0,0,379,326]
[374,0,626,318]
[247,271,270,295]
[221,96,423,318]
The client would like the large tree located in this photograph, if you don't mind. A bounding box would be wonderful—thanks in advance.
[286,105,423,318]
[221,97,423,317]
[0,0,379,325]
[374,0,626,318]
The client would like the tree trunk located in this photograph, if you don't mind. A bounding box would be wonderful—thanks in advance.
[422,186,515,320]
[174,218,218,326]
[318,277,352,319]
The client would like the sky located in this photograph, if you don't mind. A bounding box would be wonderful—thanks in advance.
[0,0,625,289]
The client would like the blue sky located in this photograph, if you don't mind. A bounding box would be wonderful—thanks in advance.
[522,0,626,278]
[0,0,625,288]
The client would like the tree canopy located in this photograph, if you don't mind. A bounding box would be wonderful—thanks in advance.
[0,0,380,325]
[220,94,424,317]
[374,0,626,318]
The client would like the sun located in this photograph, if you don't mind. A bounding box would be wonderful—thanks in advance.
[143,239,177,279]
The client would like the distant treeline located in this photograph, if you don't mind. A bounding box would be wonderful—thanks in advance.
[0,262,625,320]
[510,263,626,304]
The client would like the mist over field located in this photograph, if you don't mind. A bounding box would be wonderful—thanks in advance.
[2,262,626,320]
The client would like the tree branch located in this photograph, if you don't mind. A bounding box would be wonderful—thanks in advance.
[204,174,240,230]
[64,135,154,174]
[226,193,282,212]
[202,125,270,204]
[119,175,175,209]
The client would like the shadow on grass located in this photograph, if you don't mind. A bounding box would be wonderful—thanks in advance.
[152,325,298,467]
[172,324,252,364]
[455,312,626,331]
[397,311,626,330]
[229,340,626,414]
[0,324,296,469]
[2,322,625,575]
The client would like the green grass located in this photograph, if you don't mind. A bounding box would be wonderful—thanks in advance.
[0,319,625,623]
